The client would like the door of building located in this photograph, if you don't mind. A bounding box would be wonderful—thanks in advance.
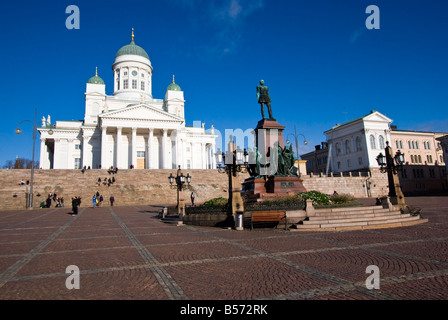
[137,151,146,169]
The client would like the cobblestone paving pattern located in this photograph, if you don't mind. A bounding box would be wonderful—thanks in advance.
[0,197,447,300]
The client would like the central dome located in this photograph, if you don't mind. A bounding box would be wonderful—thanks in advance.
[115,29,149,60]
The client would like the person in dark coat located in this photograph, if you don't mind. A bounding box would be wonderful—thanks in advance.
[46,196,52,208]
[71,196,80,216]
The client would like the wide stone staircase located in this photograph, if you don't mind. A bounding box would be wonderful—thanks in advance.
[290,205,428,232]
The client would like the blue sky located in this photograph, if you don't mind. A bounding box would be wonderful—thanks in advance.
[1,0,447,166]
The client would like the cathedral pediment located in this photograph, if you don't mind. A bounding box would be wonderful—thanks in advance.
[99,104,183,123]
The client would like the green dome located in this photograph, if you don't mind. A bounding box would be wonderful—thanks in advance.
[115,30,149,60]
[87,67,105,84]
[167,75,181,91]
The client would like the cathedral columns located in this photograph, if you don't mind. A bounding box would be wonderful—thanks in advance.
[131,127,137,168]
[162,128,168,169]
[40,138,49,169]
[101,126,108,169]
[147,128,153,169]
[115,126,122,169]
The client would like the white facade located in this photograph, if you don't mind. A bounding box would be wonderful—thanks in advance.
[324,110,393,173]
[38,32,216,170]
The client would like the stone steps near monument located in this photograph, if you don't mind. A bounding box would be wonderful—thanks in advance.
[291,206,427,231]
[0,169,249,211]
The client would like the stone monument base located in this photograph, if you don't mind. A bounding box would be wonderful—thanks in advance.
[242,176,307,203]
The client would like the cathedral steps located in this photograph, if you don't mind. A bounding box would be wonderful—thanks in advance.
[290,205,427,232]
[0,169,249,211]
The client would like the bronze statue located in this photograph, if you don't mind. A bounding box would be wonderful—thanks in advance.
[257,80,274,120]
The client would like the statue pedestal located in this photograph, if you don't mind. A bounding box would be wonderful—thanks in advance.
[242,117,307,203]
[254,118,286,152]
[242,176,307,203]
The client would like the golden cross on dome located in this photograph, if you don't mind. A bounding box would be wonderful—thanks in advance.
[95,66,98,77]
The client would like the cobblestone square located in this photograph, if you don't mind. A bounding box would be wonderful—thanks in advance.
[0,196,447,303]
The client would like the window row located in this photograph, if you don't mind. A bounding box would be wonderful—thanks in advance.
[369,135,385,150]
[335,137,363,156]
[121,80,147,91]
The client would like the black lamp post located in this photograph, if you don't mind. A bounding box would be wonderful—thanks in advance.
[168,165,191,216]
[286,125,307,177]
[376,141,406,207]
[215,139,249,219]
[15,109,53,208]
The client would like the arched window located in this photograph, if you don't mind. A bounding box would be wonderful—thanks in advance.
[370,135,376,149]
[418,155,422,163]
[356,137,362,152]
[345,140,351,154]
[379,135,385,149]
[335,143,341,156]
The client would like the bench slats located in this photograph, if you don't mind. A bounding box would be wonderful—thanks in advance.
[250,211,287,230]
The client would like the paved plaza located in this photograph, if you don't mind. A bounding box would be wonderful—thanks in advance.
[0,196,447,304]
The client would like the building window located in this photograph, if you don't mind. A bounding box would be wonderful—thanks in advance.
[337,161,341,169]
[379,135,385,149]
[141,81,145,91]
[137,151,145,158]
[370,135,376,149]
[336,143,341,156]
[132,80,137,89]
[427,155,433,164]
[356,137,362,152]
[187,159,191,169]
[345,140,351,154]
[74,158,81,169]
[358,157,363,165]
[75,144,81,150]
[418,155,422,163]
[124,71,128,76]
[123,79,128,89]
[401,169,407,179]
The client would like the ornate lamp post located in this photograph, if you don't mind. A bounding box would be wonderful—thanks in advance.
[215,139,249,219]
[376,141,406,208]
[168,165,191,216]
[15,109,53,208]
[286,125,307,176]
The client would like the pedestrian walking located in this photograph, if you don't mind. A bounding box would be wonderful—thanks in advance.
[92,195,97,208]
[71,196,79,216]
[110,195,115,206]
[99,195,103,207]
[191,192,195,206]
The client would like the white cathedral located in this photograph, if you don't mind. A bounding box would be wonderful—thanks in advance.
[38,30,217,170]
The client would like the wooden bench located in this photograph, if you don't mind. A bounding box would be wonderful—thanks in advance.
[250,210,287,230]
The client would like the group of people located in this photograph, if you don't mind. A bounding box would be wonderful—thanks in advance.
[40,192,64,208]
[107,166,119,174]
[97,176,116,187]
[80,166,91,173]
[92,192,104,208]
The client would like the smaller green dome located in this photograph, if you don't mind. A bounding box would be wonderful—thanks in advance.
[167,75,181,91]
[87,67,105,84]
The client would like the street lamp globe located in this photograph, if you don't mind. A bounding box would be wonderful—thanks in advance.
[15,128,22,135]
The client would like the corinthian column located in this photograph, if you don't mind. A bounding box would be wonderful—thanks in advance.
[101,126,108,169]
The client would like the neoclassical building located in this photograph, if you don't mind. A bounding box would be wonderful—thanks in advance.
[38,30,217,170]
